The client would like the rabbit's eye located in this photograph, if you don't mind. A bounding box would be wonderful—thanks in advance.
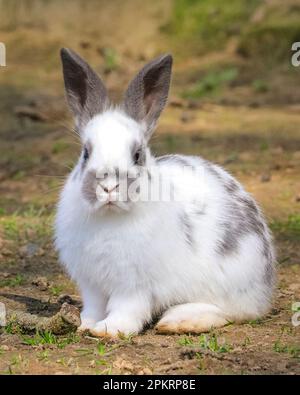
[83,147,89,161]
[134,151,140,164]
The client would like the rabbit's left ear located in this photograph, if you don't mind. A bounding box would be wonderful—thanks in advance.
[60,48,109,128]
[123,54,172,139]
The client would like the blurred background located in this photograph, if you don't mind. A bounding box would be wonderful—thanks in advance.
[0,0,300,211]
[0,0,299,374]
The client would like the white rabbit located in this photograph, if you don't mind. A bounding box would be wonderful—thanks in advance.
[55,48,276,337]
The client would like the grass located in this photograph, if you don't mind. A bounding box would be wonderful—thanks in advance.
[0,210,53,244]
[238,21,300,65]
[37,350,50,361]
[22,331,80,349]
[52,140,70,154]
[74,343,112,370]
[12,170,26,181]
[198,333,232,353]
[178,336,194,346]
[252,79,269,93]
[1,217,19,239]
[274,340,300,358]
[183,67,238,99]
[117,332,135,343]
[0,274,24,288]
[163,0,300,72]
[162,0,260,55]
[247,318,264,327]
[271,214,300,241]
[178,333,232,353]
[291,303,300,313]
[49,285,64,296]
[4,321,21,334]
[97,342,107,357]
[101,47,119,74]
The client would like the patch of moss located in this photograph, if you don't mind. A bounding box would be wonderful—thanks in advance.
[271,214,300,241]
[238,22,300,65]
[162,0,261,55]
[183,67,238,98]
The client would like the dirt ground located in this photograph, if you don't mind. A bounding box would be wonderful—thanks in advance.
[0,0,299,375]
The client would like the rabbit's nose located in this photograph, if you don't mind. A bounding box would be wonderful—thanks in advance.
[100,184,119,194]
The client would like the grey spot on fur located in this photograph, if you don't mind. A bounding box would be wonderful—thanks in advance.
[205,163,224,181]
[205,162,241,194]
[123,54,172,139]
[217,221,240,256]
[194,160,273,260]
[156,154,194,168]
[61,48,109,129]
[225,178,240,194]
[179,211,194,248]
[264,260,275,287]
[216,193,272,258]
[82,169,97,204]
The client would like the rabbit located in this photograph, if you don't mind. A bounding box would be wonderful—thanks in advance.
[55,48,276,337]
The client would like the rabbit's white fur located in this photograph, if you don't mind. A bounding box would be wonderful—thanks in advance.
[55,50,275,336]
[55,109,275,336]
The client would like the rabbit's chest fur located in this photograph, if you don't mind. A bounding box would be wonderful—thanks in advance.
[56,196,204,305]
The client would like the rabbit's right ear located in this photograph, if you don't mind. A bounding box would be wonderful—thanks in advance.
[60,48,108,128]
[123,54,173,140]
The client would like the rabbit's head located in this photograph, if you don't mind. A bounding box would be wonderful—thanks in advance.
[61,48,172,212]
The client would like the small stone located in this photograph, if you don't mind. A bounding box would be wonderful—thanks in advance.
[137,367,152,375]
[252,365,262,371]
[2,248,12,256]
[113,357,134,372]
[79,41,91,49]
[89,360,96,368]
[187,99,202,109]
[180,111,193,123]
[57,294,74,305]
[1,345,9,351]
[31,276,49,291]
[60,303,81,327]
[270,163,281,171]
[0,272,11,278]
[67,357,75,367]
[260,172,271,182]
[169,97,185,108]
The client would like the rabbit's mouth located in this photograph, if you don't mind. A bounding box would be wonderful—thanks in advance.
[104,200,131,213]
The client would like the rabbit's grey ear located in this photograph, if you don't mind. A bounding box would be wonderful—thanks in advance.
[123,54,173,139]
[60,48,108,128]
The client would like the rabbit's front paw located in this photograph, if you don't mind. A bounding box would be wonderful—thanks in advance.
[89,319,139,338]
[77,317,97,333]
